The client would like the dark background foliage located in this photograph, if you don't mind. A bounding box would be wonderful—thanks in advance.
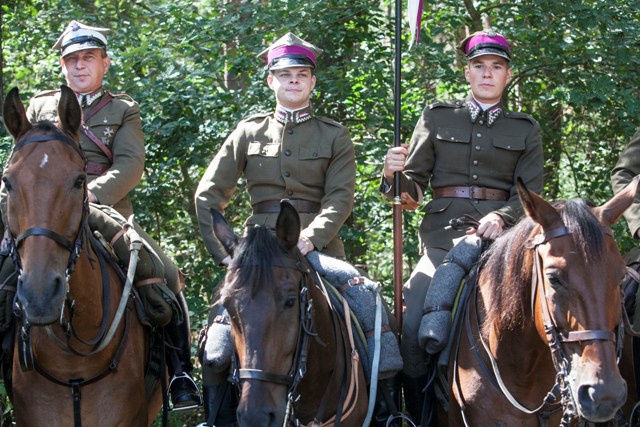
[1,0,640,424]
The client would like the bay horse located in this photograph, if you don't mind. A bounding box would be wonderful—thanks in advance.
[440,177,639,426]
[1,86,162,426]
[210,201,369,426]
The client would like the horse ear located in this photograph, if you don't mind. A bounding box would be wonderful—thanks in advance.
[2,87,33,141]
[57,85,82,140]
[210,208,238,256]
[276,201,301,251]
[593,175,640,227]
[516,177,562,229]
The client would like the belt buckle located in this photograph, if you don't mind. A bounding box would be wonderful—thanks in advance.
[469,186,483,200]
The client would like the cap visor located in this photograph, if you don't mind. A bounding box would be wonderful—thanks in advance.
[467,47,510,61]
[269,57,315,70]
[61,41,105,57]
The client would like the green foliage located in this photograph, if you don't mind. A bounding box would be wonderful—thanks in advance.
[2,0,640,424]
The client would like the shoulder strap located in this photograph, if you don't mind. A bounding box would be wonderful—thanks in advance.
[82,92,115,163]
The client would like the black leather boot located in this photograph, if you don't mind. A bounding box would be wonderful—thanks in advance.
[166,291,202,411]
[203,380,238,427]
[374,374,402,426]
[402,373,429,426]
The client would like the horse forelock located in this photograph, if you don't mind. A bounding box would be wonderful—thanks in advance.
[227,226,289,298]
[481,198,606,338]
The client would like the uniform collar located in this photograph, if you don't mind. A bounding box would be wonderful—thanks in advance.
[467,97,503,128]
[77,88,104,108]
[275,104,313,125]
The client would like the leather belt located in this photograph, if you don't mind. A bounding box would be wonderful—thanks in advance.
[433,186,509,201]
[86,162,110,175]
[252,199,321,214]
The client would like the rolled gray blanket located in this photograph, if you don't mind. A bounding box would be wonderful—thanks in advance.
[306,251,403,379]
[419,236,482,354]
[200,305,233,374]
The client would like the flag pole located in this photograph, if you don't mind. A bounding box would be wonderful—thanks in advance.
[392,0,403,333]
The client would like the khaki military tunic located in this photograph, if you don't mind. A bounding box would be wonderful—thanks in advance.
[612,128,640,238]
[381,97,544,377]
[195,106,356,264]
[26,89,145,218]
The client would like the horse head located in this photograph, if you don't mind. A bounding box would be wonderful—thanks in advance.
[511,177,637,422]
[2,85,86,325]
[212,202,308,427]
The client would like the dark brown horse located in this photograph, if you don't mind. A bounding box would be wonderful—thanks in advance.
[2,86,162,426]
[440,178,639,426]
[210,201,369,427]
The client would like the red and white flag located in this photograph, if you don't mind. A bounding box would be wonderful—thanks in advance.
[408,0,423,47]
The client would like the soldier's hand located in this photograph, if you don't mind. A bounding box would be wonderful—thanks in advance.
[297,235,315,255]
[468,213,504,240]
[383,144,409,183]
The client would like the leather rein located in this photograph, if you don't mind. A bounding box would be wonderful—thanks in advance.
[229,253,361,426]
[459,225,624,426]
[7,132,132,427]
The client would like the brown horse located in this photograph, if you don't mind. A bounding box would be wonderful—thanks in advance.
[2,86,162,426]
[438,177,639,426]
[210,201,369,427]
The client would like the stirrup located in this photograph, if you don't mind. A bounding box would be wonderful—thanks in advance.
[168,372,203,412]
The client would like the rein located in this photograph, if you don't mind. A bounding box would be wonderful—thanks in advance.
[461,225,624,426]
[230,253,362,426]
[7,131,138,427]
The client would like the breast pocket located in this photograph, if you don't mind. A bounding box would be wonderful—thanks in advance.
[434,127,471,174]
[490,136,525,181]
[90,118,122,148]
[298,144,332,187]
[245,141,280,181]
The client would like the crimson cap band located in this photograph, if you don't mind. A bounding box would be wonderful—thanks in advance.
[458,30,511,62]
[53,20,110,57]
[257,32,323,70]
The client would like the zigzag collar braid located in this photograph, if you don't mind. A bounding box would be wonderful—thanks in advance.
[275,105,313,125]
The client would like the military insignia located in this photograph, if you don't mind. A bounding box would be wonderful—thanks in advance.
[103,117,108,123]
[103,127,114,138]
[467,100,481,123]
[486,106,502,127]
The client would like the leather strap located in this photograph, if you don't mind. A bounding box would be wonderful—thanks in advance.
[252,199,321,214]
[82,92,115,163]
[433,186,509,201]
[86,162,110,175]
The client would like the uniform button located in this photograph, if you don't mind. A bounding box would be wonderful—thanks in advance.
[284,171,290,177]
[472,175,478,180]
[284,149,291,156]
[450,137,455,141]
[475,146,481,151]
[507,145,511,149]
[479,120,484,125]
[288,191,293,196]
[287,129,293,135]
[312,153,318,158]
[476,133,482,138]
[473,160,478,165]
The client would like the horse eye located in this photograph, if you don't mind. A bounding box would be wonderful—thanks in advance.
[546,273,564,288]
[2,176,12,192]
[284,295,297,309]
[74,174,86,189]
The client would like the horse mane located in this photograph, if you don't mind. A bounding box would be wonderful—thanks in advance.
[481,198,605,337]
[224,226,288,298]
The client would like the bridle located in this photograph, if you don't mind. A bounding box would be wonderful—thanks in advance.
[463,224,624,426]
[230,253,315,426]
[5,131,134,427]
[7,132,88,289]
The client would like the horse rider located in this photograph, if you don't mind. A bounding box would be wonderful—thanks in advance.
[0,20,201,410]
[380,30,544,423]
[194,32,360,426]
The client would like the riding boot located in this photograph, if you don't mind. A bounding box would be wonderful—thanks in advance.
[202,372,238,427]
[402,373,429,426]
[166,291,202,411]
[374,374,402,426]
